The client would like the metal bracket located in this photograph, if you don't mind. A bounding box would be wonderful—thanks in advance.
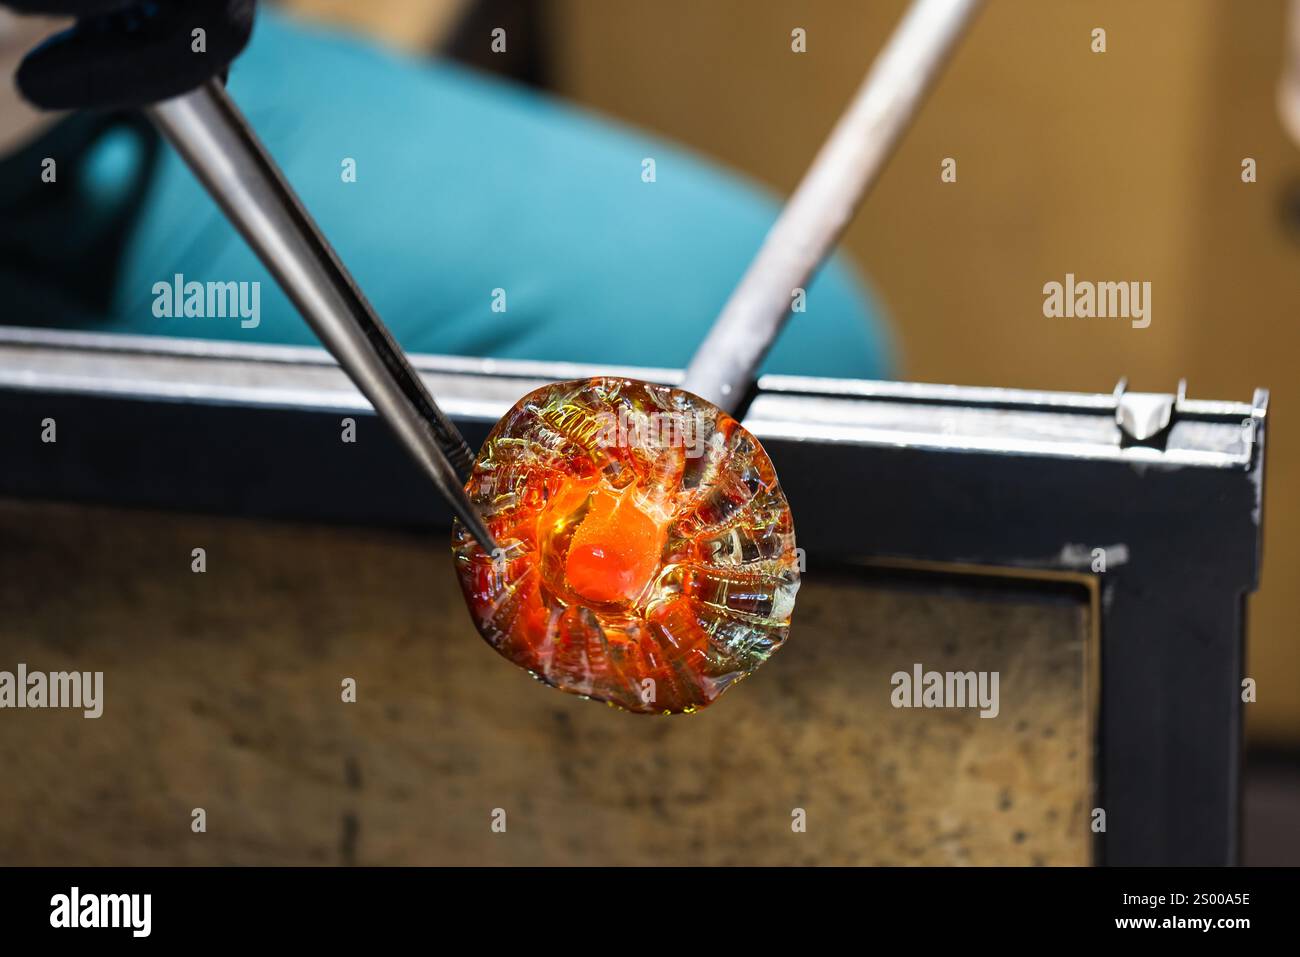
[1114,377,1183,449]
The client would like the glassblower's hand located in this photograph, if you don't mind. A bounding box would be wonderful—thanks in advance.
[5,0,254,110]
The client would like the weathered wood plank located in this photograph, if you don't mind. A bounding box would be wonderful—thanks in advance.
[0,500,1089,865]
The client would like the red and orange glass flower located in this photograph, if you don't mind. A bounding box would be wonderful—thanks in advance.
[452,377,800,714]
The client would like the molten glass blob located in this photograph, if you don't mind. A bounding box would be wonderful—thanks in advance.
[451,377,800,714]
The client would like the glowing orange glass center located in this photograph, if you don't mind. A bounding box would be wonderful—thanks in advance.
[564,490,666,604]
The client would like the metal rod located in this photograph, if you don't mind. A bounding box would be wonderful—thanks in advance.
[681,0,983,415]
[147,79,498,552]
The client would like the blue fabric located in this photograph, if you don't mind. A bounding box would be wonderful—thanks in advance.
[7,11,893,379]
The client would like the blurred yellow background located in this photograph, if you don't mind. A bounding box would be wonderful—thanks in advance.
[286,0,1299,747]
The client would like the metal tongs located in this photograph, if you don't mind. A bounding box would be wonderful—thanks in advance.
[145,0,978,553]
[145,79,499,553]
